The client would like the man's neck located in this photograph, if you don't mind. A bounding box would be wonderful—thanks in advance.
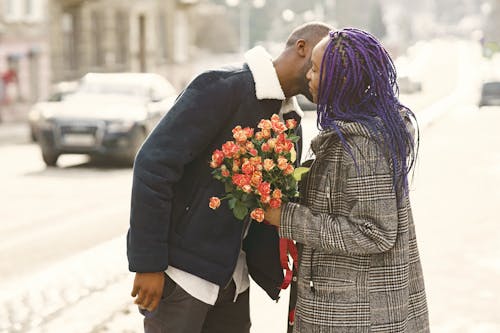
[273,57,299,98]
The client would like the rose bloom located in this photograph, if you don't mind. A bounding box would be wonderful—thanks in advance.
[222,141,240,158]
[258,182,271,196]
[242,184,253,193]
[269,198,282,209]
[277,156,288,170]
[272,188,282,199]
[243,127,254,138]
[211,149,225,166]
[261,143,271,153]
[221,165,230,178]
[274,144,285,154]
[232,125,242,134]
[232,160,241,172]
[261,129,271,139]
[272,121,287,134]
[251,171,263,187]
[250,208,265,223]
[241,160,255,175]
[284,164,294,175]
[284,140,294,152]
[209,197,221,210]
[260,195,271,204]
[233,130,247,143]
[286,118,298,129]
[263,159,275,171]
[255,132,264,140]
[249,148,258,157]
[271,114,280,123]
[232,174,251,188]
[267,138,277,149]
[245,141,255,150]
[258,119,272,131]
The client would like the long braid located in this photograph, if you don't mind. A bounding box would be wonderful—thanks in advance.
[317,28,418,199]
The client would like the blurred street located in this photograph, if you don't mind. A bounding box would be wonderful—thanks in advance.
[0,38,499,333]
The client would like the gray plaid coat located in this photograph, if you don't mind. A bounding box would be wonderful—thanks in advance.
[280,120,429,332]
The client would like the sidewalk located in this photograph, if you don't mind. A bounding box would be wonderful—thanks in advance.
[0,102,32,145]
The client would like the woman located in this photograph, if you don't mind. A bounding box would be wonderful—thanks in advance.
[265,28,430,332]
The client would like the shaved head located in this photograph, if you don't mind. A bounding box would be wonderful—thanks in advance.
[285,22,332,48]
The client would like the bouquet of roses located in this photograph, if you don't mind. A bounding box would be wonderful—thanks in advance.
[208,114,305,223]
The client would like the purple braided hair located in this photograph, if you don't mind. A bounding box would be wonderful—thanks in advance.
[317,28,418,198]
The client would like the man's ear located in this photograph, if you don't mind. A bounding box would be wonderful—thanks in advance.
[295,39,307,58]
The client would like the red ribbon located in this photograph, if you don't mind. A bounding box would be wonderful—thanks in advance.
[279,238,298,290]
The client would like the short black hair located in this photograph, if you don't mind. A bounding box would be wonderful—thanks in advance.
[285,22,332,48]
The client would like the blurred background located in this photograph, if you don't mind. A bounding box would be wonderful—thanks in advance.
[0,0,499,332]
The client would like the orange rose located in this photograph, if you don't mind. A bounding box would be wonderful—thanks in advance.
[272,189,282,199]
[210,149,225,168]
[277,156,288,170]
[222,141,240,158]
[284,164,294,175]
[261,129,271,139]
[242,184,253,193]
[209,197,221,210]
[269,198,282,209]
[251,171,263,187]
[263,159,275,171]
[250,208,265,223]
[258,182,271,196]
[286,119,298,129]
[272,121,287,134]
[255,132,264,141]
[243,127,254,138]
[261,143,271,153]
[267,138,277,149]
[241,160,255,175]
[260,195,271,204]
[270,114,280,123]
[221,165,230,178]
[258,119,272,130]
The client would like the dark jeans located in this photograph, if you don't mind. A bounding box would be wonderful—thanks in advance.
[139,274,251,333]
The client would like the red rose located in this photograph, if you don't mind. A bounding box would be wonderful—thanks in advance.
[258,182,271,196]
[222,141,240,158]
[286,119,297,129]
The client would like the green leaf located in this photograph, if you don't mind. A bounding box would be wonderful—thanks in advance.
[225,182,234,193]
[292,167,310,181]
[233,201,249,220]
[228,197,237,209]
[288,135,300,143]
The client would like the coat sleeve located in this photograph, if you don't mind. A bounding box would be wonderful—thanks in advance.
[279,136,400,255]
[127,73,237,272]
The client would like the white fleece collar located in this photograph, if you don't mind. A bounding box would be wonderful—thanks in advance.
[244,46,304,118]
[245,46,285,100]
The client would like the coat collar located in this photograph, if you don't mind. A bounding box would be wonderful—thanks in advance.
[244,46,303,118]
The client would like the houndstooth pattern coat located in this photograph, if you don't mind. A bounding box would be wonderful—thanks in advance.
[279,120,429,333]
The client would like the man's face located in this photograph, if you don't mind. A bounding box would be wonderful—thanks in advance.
[306,38,328,104]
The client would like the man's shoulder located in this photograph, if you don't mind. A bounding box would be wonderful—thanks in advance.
[188,65,253,92]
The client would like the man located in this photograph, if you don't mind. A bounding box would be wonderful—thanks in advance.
[127,22,331,333]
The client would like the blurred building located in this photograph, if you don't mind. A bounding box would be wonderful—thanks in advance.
[0,0,50,103]
[49,0,199,88]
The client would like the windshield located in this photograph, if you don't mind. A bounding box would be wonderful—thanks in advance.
[78,81,150,98]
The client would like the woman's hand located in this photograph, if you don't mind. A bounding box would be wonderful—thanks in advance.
[264,206,282,227]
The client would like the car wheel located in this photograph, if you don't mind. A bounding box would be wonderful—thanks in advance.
[42,150,59,167]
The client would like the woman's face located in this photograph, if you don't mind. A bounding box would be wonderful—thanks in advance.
[306,37,329,104]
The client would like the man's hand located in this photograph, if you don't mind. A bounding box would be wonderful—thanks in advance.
[265,206,282,227]
[131,272,165,312]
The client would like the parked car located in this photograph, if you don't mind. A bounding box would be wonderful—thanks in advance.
[28,81,79,141]
[398,76,422,94]
[479,81,500,107]
[36,73,177,166]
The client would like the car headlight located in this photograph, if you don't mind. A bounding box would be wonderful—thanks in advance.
[107,120,136,133]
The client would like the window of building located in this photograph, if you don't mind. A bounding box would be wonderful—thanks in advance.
[115,11,129,65]
[90,11,104,67]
